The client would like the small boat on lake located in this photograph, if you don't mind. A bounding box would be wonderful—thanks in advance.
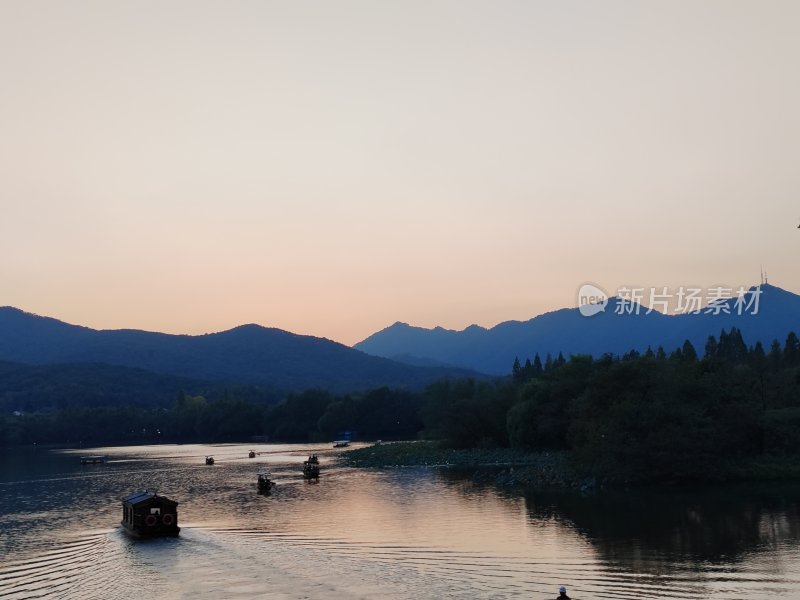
[248,450,256,458]
[80,455,108,464]
[205,455,215,465]
[303,454,320,479]
[121,491,180,538]
[333,440,350,448]
[257,469,275,493]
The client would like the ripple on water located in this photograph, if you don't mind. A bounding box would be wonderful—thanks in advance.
[0,531,158,600]
[3,444,800,599]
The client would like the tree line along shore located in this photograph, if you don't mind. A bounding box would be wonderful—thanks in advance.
[4,327,800,487]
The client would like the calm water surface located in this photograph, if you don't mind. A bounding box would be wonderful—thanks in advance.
[1,443,800,599]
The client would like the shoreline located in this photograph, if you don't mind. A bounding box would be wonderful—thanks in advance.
[342,440,594,490]
[342,440,800,490]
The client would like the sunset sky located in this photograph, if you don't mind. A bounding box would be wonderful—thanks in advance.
[1,1,798,345]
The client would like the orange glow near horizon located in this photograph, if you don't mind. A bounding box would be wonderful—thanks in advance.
[1,1,798,346]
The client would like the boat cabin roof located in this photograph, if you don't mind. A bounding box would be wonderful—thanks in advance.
[123,491,178,507]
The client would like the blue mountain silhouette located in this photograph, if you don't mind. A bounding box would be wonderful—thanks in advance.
[0,308,474,391]
[356,283,800,374]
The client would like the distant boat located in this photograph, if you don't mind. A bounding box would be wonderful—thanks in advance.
[205,456,215,465]
[80,455,107,464]
[257,469,276,494]
[333,440,350,448]
[303,454,320,479]
[121,491,180,538]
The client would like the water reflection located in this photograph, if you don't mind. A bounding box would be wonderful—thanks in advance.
[433,470,800,598]
[520,484,800,566]
[434,469,800,566]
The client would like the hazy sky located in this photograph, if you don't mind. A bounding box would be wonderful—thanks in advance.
[1,1,798,345]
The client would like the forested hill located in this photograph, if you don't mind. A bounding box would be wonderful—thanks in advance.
[0,308,475,392]
[356,283,800,374]
[0,361,232,412]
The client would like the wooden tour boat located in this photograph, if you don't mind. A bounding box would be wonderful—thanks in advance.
[121,491,180,538]
[303,454,320,479]
[257,469,276,493]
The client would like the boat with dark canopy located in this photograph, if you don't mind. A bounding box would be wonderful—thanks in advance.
[303,454,320,479]
[121,491,180,538]
[257,469,275,494]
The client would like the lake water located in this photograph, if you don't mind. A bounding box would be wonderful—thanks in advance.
[2,443,800,599]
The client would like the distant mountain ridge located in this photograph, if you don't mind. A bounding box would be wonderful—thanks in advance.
[355,283,800,375]
[0,307,475,392]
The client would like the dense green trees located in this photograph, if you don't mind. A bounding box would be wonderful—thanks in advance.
[1,387,425,446]
[505,329,800,481]
[390,328,800,482]
[419,379,515,447]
